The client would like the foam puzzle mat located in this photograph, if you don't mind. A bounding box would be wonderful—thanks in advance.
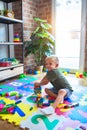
[0,76,87,130]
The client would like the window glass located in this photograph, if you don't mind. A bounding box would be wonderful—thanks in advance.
[55,0,81,71]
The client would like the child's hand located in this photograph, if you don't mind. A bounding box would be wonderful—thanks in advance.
[34,82,41,88]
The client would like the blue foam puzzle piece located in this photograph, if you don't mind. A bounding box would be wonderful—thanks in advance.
[14,106,25,117]
[69,101,87,123]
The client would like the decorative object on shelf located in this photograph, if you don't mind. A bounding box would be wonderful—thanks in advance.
[0,0,23,81]
[0,58,19,67]
[13,33,21,42]
[0,9,14,18]
[4,10,14,18]
[0,61,11,67]
[0,10,4,16]
[24,17,55,72]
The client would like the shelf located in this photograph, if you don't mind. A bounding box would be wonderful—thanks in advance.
[0,16,23,24]
[0,63,23,71]
[0,0,24,81]
[0,42,23,45]
[0,64,23,81]
[0,0,18,3]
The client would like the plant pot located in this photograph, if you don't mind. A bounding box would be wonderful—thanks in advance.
[37,65,43,73]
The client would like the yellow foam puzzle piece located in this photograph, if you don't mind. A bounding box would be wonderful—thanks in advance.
[0,97,38,125]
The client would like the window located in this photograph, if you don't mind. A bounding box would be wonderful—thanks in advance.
[0,1,8,58]
[52,0,86,73]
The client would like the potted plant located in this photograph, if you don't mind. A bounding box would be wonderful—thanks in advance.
[24,17,55,72]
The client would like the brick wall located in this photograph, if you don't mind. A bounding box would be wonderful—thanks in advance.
[13,0,87,72]
[22,0,41,72]
[37,0,52,24]
[13,0,52,72]
[23,0,39,41]
[12,0,23,62]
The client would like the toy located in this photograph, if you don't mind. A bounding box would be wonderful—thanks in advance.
[79,73,83,78]
[16,93,23,99]
[65,68,70,73]
[13,33,21,42]
[19,74,26,78]
[79,125,86,130]
[9,91,18,96]
[5,92,9,97]
[38,71,40,74]
[75,72,80,78]
[0,100,24,116]
[0,92,10,97]
[34,86,41,94]
[0,103,16,114]
[64,102,79,109]
[43,102,50,106]
[63,71,68,76]
[4,9,14,18]
[28,69,33,74]
[0,58,19,67]
[15,100,22,104]
[37,98,43,108]
[0,100,6,105]
[29,106,33,111]
[0,91,24,100]
[36,93,43,108]
[44,68,48,72]
[34,70,38,75]
[83,71,87,77]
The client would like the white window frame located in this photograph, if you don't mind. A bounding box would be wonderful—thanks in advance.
[51,0,86,73]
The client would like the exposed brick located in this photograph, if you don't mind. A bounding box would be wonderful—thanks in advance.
[13,0,52,71]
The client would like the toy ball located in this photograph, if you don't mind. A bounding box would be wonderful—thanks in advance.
[29,107,33,111]
[85,73,87,77]
[75,72,79,78]
[65,69,70,73]
[79,73,83,78]
[34,70,38,75]
[38,71,40,74]
[44,68,48,72]
[19,74,26,78]
[83,72,87,77]
[45,69,48,72]
[5,93,9,97]
[64,71,68,76]
[28,69,32,74]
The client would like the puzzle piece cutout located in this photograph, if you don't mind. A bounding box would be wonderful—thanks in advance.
[20,111,66,130]
[6,81,28,87]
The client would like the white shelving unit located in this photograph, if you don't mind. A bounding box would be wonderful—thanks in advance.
[0,0,24,81]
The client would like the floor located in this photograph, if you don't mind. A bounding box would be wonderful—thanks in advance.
[0,73,87,130]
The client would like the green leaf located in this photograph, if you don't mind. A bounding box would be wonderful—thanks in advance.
[44,23,52,30]
[33,27,40,34]
[33,17,47,23]
[24,17,55,66]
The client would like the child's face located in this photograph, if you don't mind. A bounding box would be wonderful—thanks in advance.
[45,58,58,71]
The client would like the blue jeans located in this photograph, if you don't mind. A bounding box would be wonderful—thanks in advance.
[50,87,72,99]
